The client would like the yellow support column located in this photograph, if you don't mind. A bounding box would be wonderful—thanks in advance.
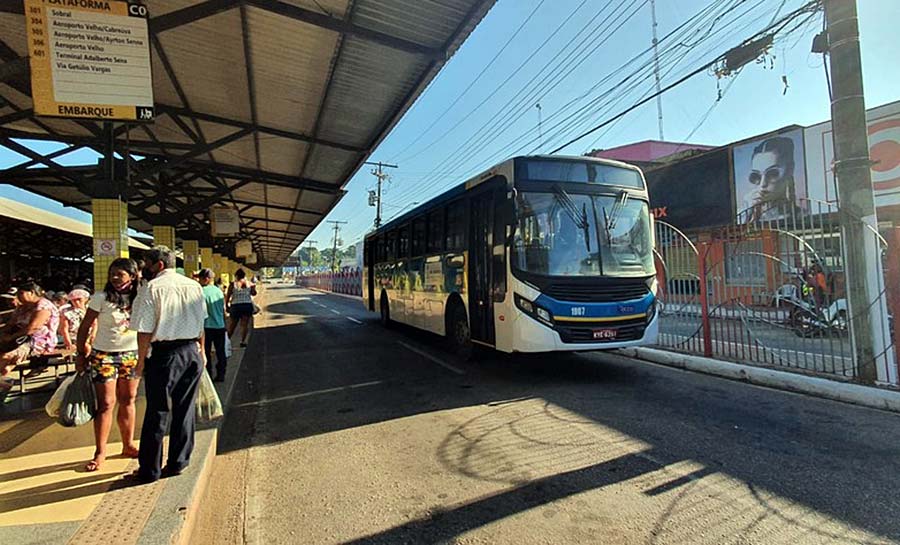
[200,247,214,272]
[92,199,129,287]
[153,225,176,252]
[183,240,200,277]
[214,253,229,285]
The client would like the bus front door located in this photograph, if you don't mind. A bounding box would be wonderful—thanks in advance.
[468,190,496,346]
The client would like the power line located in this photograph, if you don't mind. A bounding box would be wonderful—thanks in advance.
[549,0,821,153]
[394,0,596,165]
[411,0,736,192]
[389,0,548,163]
[403,0,645,201]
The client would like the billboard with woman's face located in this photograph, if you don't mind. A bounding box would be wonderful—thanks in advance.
[732,128,807,223]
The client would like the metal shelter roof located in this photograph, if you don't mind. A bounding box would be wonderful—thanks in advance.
[0,0,495,265]
[0,196,149,260]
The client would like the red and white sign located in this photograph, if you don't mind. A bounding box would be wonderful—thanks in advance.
[804,101,900,208]
[869,118,900,192]
[95,239,117,257]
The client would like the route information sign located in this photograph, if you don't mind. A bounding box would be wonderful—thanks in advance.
[25,0,154,121]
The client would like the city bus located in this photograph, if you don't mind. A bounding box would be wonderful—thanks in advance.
[362,155,657,356]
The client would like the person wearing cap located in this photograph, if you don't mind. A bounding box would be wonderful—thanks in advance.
[199,269,227,382]
[60,288,90,352]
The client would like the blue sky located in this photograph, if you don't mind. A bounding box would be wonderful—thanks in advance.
[2,0,898,253]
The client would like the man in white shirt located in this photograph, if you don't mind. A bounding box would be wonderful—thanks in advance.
[130,246,207,483]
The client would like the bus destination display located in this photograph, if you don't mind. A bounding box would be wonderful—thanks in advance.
[25,0,154,121]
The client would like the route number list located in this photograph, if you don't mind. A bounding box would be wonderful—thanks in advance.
[25,0,154,121]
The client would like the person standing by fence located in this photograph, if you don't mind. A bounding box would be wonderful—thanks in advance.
[130,246,207,483]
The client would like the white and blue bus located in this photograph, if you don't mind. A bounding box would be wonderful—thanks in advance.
[362,155,658,356]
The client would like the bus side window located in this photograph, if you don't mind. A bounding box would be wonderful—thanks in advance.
[412,218,426,257]
[386,231,396,261]
[427,209,443,253]
[446,200,465,250]
[398,226,410,258]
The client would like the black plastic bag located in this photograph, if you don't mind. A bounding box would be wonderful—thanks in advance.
[58,372,96,427]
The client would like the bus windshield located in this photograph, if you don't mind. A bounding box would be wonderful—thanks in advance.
[513,190,654,277]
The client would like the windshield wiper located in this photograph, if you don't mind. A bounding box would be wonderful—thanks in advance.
[552,186,591,253]
[606,191,629,232]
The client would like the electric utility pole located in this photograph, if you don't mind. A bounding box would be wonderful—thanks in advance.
[303,239,318,269]
[327,221,347,272]
[365,161,398,228]
[650,0,664,140]
[823,0,893,384]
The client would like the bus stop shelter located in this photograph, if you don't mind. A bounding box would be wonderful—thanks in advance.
[0,0,495,281]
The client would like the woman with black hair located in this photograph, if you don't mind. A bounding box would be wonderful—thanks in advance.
[76,258,141,472]
[226,268,256,348]
[0,282,59,391]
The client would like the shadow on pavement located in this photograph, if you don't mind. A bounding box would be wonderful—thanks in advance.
[222,290,900,543]
[345,452,658,544]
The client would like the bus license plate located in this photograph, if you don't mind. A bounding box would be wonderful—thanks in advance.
[592,328,617,340]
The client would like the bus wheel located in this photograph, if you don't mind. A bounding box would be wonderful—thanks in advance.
[448,305,473,360]
[379,293,391,327]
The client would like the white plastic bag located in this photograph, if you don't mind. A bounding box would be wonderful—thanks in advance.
[224,334,232,358]
[45,374,75,418]
[58,372,96,427]
[196,368,224,421]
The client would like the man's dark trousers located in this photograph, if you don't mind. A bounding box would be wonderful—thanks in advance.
[138,340,202,481]
[203,327,227,379]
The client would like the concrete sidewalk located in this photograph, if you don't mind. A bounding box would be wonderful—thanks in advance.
[0,293,261,545]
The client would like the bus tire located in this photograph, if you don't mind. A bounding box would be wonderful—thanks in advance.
[379,292,392,327]
[447,303,473,361]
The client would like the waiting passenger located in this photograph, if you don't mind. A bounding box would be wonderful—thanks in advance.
[76,258,141,471]
[226,269,256,348]
[0,282,60,392]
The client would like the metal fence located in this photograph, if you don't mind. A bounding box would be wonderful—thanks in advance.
[297,269,363,297]
[655,198,898,386]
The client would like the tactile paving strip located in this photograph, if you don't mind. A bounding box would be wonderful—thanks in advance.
[66,461,165,545]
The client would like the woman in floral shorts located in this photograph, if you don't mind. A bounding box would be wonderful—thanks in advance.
[76,258,141,472]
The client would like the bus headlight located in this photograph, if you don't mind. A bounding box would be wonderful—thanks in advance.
[536,307,552,322]
[515,293,554,326]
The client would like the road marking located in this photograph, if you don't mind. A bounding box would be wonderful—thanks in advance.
[233,380,387,408]
[397,341,465,375]
[330,309,341,315]
[346,316,363,324]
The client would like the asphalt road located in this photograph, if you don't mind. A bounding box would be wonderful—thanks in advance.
[194,286,900,545]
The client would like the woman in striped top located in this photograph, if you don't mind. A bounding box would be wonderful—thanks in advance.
[226,269,256,348]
